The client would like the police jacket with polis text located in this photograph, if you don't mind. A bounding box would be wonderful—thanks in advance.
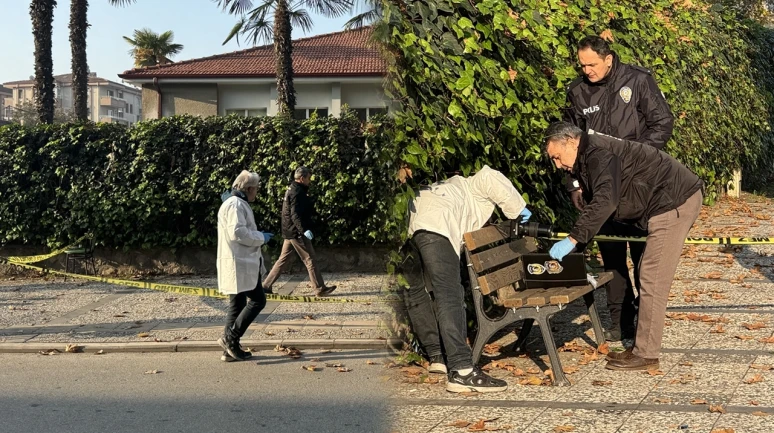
[569,131,703,245]
[564,54,674,148]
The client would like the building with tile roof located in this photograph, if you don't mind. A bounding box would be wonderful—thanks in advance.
[119,27,389,121]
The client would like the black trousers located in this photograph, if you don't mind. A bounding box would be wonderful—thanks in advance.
[224,282,267,339]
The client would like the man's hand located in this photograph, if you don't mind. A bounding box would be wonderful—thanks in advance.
[570,189,585,211]
[303,230,314,240]
[549,237,577,262]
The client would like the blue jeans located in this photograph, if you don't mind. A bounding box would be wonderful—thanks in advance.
[402,231,472,372]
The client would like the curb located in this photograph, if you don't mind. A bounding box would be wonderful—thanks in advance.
[0,338,404,354]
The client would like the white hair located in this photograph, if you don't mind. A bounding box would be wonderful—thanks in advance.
[232,170,260,192]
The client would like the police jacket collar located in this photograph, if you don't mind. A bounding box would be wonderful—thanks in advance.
[572,131,592,175]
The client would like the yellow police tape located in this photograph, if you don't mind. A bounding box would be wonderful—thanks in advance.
[4,234,91,264]
[554,232,774,245]
[0,257,399,304]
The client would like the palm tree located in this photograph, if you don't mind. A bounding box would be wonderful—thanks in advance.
[69,0,137,122]
[123,28,184,68]
[214,0,354,116]
[30,0,57,124]
[344,0,380,29]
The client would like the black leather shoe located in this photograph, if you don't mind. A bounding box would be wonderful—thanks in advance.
[316,285,337,297]
[605,354,659,371]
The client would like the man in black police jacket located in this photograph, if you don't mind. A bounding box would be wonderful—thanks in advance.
[564,35,674,341]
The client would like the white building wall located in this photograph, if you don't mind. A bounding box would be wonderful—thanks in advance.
[294,83,333,111]
[340,83,388,109]
[218,84,272,115]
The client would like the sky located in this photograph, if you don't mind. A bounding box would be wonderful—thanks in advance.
[1,0,357,85]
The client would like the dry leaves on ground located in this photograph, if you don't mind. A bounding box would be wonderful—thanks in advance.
[137,333,150,338]
[711,325,726,334]
[752,411,769,417]
[326,363,345,368]
[483,344,502,355]
[274,345,302,359]
[366,360,379,365]
[669,374,697,385]
[144,370,161,374]
[749,364,774,370]
[301,365,320,372]
[711,429,735,433]
[654,397,672,404]
[690,398,708,405]
[64,344,83,353]
[303,315,314,320]
[742,322,767,330]
[563,366,580,374]
[709,405,727,414]
[750,400,760,406]
[552,426,575,433]
[337,367,352,372]
[94,350,105,355]
[38,349,60,356]
[735,335,756,341]
[702,271,724,280]
[592,380,613,386]
[744,374,764,384]
[644,370,665,376]
[679,361,694,367]
[759,336,774,343]
[597,343,609,355]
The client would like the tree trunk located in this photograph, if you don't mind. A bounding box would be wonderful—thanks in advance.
[274,0,295,116]
[30,0,57,124]
[69,0,89,122]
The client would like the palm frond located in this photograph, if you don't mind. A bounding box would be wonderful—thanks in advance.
[300,0,353,18]
[344,7,380,29]
[289,8,314,34]
[213,0,255,15]
[108,0,137,6]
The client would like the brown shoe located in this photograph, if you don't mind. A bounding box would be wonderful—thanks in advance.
[606,347,634,361]
[315,285,337,297]
[605,354,659,371]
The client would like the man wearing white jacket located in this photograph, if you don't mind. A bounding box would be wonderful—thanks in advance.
[404,165,531,393]
[217,170,274,362]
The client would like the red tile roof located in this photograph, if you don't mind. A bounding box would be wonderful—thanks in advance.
[119,27,385,80]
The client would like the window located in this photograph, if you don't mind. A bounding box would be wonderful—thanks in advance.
[117,109,124,118]
[17,89,24,100]
[107,90,114,97]
[129,104,133,114]
[225,108,267,117]
[118,91,124,99]
[293,108,329,120]
[353,107,388,122]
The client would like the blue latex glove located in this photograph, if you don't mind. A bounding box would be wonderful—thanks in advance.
[549,237,575,262]
[519,208,532,223]
[303,230,314,240]
[262,232,274,243]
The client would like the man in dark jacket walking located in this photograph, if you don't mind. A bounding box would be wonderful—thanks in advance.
[262,166,336,297]
[544,122,703,371]
[564,35,675,341]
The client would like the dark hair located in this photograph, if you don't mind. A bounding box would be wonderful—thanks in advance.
[543,121,583,148]
[578,35,613,57]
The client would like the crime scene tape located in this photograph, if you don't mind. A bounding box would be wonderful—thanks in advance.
[554,232,774,245]
[0,257,399,304]
[4,234,91,264]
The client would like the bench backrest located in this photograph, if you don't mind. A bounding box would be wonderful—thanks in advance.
[462,221,538,301]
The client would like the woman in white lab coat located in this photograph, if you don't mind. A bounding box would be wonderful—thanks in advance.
[217,170,273,362]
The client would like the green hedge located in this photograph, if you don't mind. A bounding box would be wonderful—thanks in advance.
[744,22,774,189]
[377,0,773,234]
[0,110,401,249]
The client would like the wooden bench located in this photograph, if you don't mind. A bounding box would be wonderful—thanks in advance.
[463,221,613,386]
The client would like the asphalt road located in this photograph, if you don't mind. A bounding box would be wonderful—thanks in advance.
[0,349,392,433]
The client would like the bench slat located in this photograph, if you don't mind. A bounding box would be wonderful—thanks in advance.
[477,262,523,295]
[469,238,537,273]
[463,224,509,251]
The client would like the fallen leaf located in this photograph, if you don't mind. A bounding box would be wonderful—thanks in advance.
[94,349,105,355]
[447,420,470,428]
[702,271,724,279]
[679,361,694,366]
[744,374,764,384]
[519,376,545,386]
[750,364,774,370]
[752,411,769,417]
[742,322,767,330]
[709,404,727,414]
[366,360,378,365]
[460,392,479,397]
[592,380,613,386]
[735,335,755,341]
[38,349,60,356]
[552,426,575,433]
[597,343,609,355]
[711,325,726,334]
[302,365,320,372]
[669,374,696,385]
[113,314,126,318]
[526,367,541,374]
[137,332,150,338]
[644,370,665,376]
[401,367,424,376]
[563,366,580,374]
[654,397,672,403]
[64,344,83,353]
[144,370,161,374]
[264,331,276,336]
[337,367,352,372]
[759,336,774,343]
[303,314,315,320]
[710,429,734,433]
[512,368,526,377]
[750,400,760,406]
[483,344,502,355]
[690,398,708,405]
[326,363,345,368]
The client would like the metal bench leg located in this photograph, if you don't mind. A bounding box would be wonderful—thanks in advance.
[470,288,501,366]
[511,319,534,354]
[536,310,571,386]
[584,291,605,347]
